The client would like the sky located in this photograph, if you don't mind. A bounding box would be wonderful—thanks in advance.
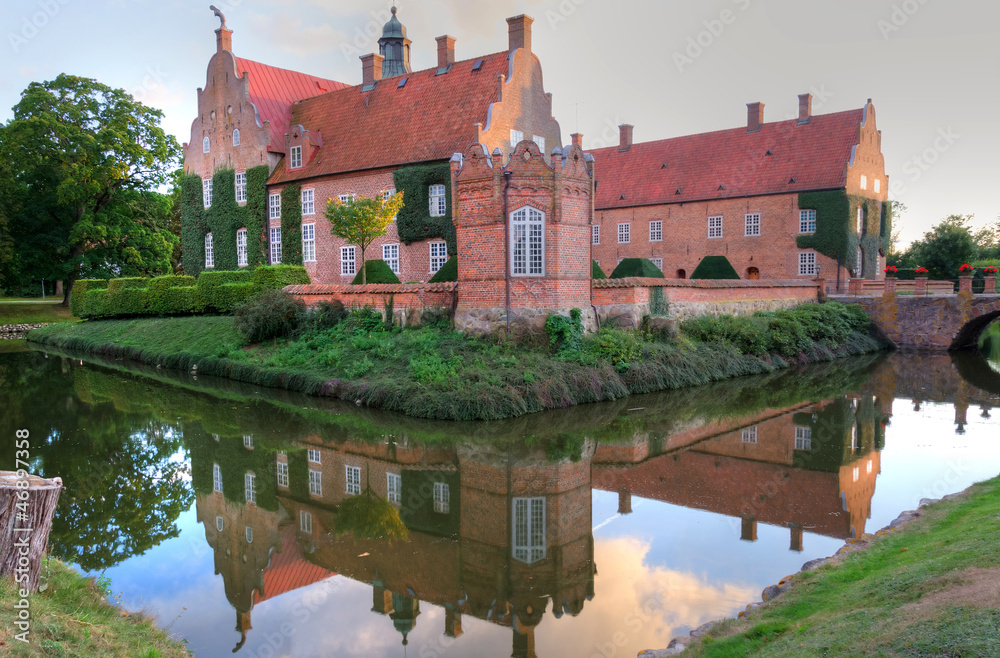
[1,0,997,248]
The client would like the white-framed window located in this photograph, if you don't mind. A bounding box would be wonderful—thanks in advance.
[309,469,323,496]
[794,426,812,451]
[853,466,860,483]
[203,136,210,153]
[204,233,215,269]
[513,497,545,564]
[651,258,663,272]
[867,459,873,474]
[857,207,864,235]
[245,526,253,543]
[290,145,303,169]
[302,223,316,263]
[799,209,817,234]
[532,135,545,152]
[300,511,313,534]
[307,449,321,464]
[237,229,248,267]
[213,463,222,493]
[245,472,256,504]
[215,515,223,532]
[874,179,881,193]
[592,224,600,245]
[276,461,289,488]
[340,245,356,276]
[235,172,247,203]
[338,193,354,204]
[433,482,450,514]
[383,243,400,273]
[269,193,281,220]
[799,251,817,276]
[243,434,253,450]
[708,215,723,239]
[430,242,448,273]
[745,213,761,237]
[387,473,401,505]
[860,175,867,190]
[384,188,398,220]
[511,206,544,276]
[741,426,758,444]
[202,178,213,208]
[345,466,361,496]
[510,129,524,147]
[618,223,631,244]
[302,188,315,215]
[232,129,240,147]
[269,227,282,264]
[429,184,446,218]
[649,220,663,242]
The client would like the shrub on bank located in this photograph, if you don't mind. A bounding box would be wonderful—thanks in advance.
[233,289,307,343]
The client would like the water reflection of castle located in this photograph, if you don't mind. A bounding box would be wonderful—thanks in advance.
[192,394,886,654]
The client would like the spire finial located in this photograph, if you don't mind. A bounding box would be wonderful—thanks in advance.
[210,5,227,30]
[391,5,397,15]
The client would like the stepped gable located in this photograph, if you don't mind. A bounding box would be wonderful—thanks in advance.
[590,108,865,210]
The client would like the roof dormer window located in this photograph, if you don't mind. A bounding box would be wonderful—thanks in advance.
[290,145,303,169]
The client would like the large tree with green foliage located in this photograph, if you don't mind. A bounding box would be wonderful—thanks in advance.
[326,190,404,284]
[902,215,979,279]
[0,74,180,303]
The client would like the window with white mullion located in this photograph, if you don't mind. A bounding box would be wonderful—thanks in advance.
[429,185,446,217]
[235,172,247,203]
[511,207,544,276]
[741,426,758,444]
[340,246,356,276]
[204,233,214,269]
[202,178,213,208]
[513,497,546,564]
[276,461,289,488]
[799,209,816,234]
[387,473,401,505]
[245,472,256,504]
[708,215,723,239]
[592,224,600,245]
[345,466,360,495]
[302,223,316,263]
[237,229,247,267]
[745,213,761,237]
[383,243,400,273]
[309,469,323,496]
[269,193,281,220]
[290,145,303,169]
[269,227,282,264]
[433,482,450,514]
[301,189,315,215]
[795,426,812,451]
[429,242,448,273]
[213,463,222,493]
[300,511,313,533]
[618,223,630,244]
[799,251,817,276]
[649,220,662,242]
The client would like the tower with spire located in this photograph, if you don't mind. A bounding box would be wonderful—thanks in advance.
[379,6,412,78]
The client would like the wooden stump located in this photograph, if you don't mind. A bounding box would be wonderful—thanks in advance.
[0,472,63,592]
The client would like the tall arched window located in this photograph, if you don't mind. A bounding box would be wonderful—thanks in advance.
[511,206,544,276]
[203,136,210,153]
[232,129,240,146]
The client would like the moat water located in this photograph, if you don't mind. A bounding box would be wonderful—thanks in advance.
[2,329,999,658]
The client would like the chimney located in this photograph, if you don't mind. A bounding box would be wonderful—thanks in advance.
[216,26,232,53]
[789,525,804,552]
[436,35,456,70]
[618,124,634,152]
[741,517,758,542]
[747,102,764,133]
[507,15,533,53]
[798,93,812,124]
[360,53,383,88]
[571,133,584,147]
[618,490,632,515]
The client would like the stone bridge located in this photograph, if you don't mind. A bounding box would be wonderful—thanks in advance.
[835,293,1000,351]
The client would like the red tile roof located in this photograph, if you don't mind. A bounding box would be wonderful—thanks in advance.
[591,108,865,210]
[235,58,350,154]
[269,52,510,183]
[253,524,333,605]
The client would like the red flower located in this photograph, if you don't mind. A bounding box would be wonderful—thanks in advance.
[959,264,974,273]
[884,266,898,274]
[985,266,999,275]
[915,267,929,275]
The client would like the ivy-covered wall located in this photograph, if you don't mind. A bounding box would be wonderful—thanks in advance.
[179,165,270,275]
[796,190,891,278]
[280,184,303,266]
[393,162,456,254]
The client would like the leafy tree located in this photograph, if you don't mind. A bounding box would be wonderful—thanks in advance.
[325,190,404,284]
[907,215,979,279]
[0,74,181,304]
[972,219,1000,261]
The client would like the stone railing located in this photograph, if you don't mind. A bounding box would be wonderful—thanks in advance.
[844,275,997,297]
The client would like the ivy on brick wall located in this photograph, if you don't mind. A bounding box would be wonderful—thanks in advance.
[796,190,891,277]
[393,162,456,254]
[281,184,303,266]
[179,165,270,276]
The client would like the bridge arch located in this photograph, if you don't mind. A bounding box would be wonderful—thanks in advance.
[950,303,1000,350]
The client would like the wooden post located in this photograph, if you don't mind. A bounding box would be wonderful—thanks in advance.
[0,472,63,592]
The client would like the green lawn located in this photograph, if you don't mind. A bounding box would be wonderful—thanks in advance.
[0,303,77,325]
[0,559,189,657]
[686,476,1000,657]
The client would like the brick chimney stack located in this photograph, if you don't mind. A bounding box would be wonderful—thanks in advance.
[361,53,384,87]
[618,124,634,152]
[216,26,232,53]
[571,133,584,147]
[507,15,533,53]
[747,102,764,133]
[798,93,813,124]
[436,35,456,70]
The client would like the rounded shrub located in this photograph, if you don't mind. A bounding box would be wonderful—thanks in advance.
[428,256,457,283]
[352,260,401,285]
[609,258,665,279]
[233,289,306,343]
[690,256,740,280]
[592,260,607,279]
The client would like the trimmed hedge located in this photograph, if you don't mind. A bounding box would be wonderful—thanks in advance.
[592,260,606,279]
[610,258,665,279]
[691,256,741,280]
[73,266,310,319]
[428,256,457,283]
[351,260,401,285]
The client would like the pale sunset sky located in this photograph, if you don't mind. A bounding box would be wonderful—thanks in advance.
[1,0,997,247]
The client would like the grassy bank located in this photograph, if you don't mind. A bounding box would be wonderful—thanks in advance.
[0,559,188,657]
[684,476,1000,656]
[0,303,76,325]
[28,302,887,421]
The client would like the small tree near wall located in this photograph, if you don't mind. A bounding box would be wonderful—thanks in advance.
[326,190,404,284]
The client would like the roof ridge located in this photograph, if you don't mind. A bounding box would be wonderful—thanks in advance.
[234,56,347,87]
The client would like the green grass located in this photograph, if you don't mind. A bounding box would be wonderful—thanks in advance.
[0,303,77,325]
[27,303,887,421]
[0,559,189,657]
[687,477,1000,657]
